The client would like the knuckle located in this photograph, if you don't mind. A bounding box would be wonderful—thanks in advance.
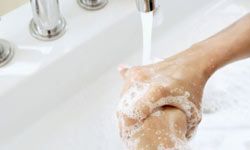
[127,67,150,81]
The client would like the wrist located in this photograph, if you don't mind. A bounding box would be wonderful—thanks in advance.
[182,41,229,80]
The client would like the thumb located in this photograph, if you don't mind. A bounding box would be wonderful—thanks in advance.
[118,64,130,79]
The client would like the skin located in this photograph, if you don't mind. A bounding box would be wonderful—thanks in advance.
[118,13,250,150]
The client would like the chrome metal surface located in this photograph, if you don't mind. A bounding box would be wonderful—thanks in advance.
[0,39,14,67]
[77,0,108,10]
[135,0,156,12]
[29,0,66,41]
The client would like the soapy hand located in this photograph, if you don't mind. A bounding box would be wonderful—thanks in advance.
[117,49,207,149]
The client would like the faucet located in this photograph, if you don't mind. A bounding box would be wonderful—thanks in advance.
[135,0,157,13]
[77,0,157,12]
[77,0,108,10]
[0,39,14,67]
[29,0,67,41]
[29,0,157,41]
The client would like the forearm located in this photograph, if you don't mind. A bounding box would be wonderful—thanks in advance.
[206,13,250,60]
[153,13,250,84]
[192,13,250,77]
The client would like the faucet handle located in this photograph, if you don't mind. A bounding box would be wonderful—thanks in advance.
[77,0,108,10]
[29,0,67,41]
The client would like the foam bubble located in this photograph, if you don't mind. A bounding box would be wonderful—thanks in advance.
[151,110,162,117]
[117,82,150,120]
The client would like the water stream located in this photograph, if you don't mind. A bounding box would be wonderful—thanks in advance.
[140,12,153,65]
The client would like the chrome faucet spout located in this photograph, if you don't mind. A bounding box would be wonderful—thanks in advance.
[135,0,157,13]
[29,0,66,41]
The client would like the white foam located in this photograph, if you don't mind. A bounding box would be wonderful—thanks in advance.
[152,92,201,138]
[117,82,150,120]
[151,110,162,117]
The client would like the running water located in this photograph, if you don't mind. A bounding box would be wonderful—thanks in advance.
[140,12,153,65]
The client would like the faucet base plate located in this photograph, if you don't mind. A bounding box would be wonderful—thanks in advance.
[77,0,108,10]
[0,39,15,67]
[29,17,67,41]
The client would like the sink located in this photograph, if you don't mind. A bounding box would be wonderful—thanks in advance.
[0,0,250,149]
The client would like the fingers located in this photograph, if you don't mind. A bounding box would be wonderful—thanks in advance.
[119,66,152,95]
[129,85,171,120]
[118,65,152,81]
[118,83,171,124]
[132,108,188,150]
[118,64,130,79]
[117,66,174,140]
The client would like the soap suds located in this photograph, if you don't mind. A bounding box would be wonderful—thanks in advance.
[151,110,162,117]
[117,82,150,120]
[117,81,201,149]
[152,92,201,138]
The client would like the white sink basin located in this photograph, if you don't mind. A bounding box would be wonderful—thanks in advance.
[0,0,250,149]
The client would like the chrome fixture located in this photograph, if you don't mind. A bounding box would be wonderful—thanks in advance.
[29,0,67,41]
[77,0,108,10]
[77,0,157,12]
[0,39,14,67]
[135,0,157,13]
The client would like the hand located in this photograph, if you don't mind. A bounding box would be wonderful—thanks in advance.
[117,45,207,149]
